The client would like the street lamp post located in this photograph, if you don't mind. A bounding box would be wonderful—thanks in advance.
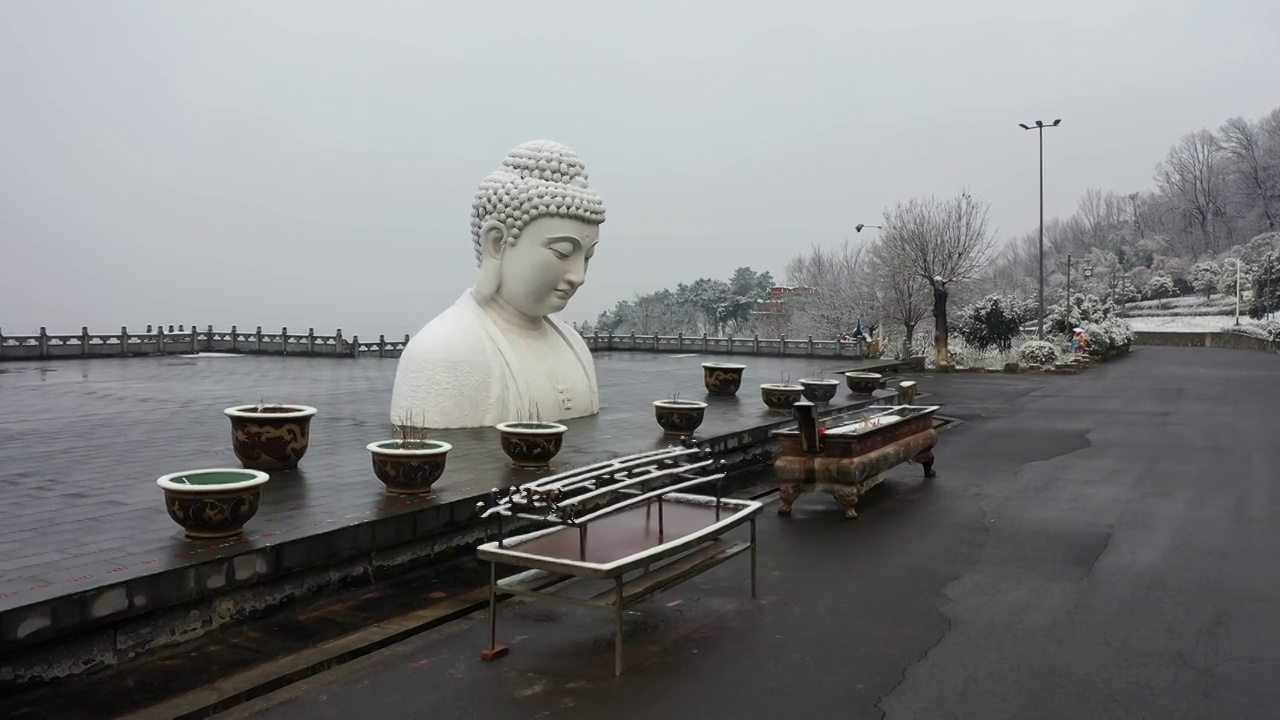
[855,224,881,233]
[1066,254,1072,321]
[1019,118,1062,339]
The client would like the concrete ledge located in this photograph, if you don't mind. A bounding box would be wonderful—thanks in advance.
[0,391,896,686]
[1133,330,1278,351]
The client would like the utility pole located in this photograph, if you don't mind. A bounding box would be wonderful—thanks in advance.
[1019,118,1062,339]
[1066,254,1072,321]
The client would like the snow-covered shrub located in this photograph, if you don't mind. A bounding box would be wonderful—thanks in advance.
[1143,273,1176,301]
[1101,317,1134,348]
[1018,340,1058,367]
[1048,294,1116,337]
[1217,260,1251,300]
[1081,322,1112,354]
[1192,262,1220,299]
[946,338,1019,369]
[1250,318,1280,341]
[953,294,1034,351]
[1108,277,1141,305]
[1248,249,1280,320]
[1077,318,1132,354]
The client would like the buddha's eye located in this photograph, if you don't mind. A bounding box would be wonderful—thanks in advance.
[548,241,576,260]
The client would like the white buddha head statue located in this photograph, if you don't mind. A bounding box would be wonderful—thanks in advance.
[471,141,607,324]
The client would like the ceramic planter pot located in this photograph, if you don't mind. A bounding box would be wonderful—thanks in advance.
[157,468,269,539]
[702,362,746,396]
[366,439,452,495]
[223,404,318,470]
[760,383,804,411]
[495,421,567,469]
[799,378,840,403]
[844,372,883,394]
[653,399,709,436]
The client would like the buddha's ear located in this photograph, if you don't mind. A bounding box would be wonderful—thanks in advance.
[480,220,509,263]
[474,220,508,301]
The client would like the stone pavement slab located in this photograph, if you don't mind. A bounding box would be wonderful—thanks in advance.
[208,347,1280,720]
[0,351,895,648]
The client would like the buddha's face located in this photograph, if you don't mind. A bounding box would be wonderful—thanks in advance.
[490,215,598,319]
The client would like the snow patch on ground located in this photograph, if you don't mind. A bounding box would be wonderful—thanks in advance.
[1126,315,1253,332]
[1125,295,1230,311]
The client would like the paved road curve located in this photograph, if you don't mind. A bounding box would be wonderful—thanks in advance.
[216,347,1280,720]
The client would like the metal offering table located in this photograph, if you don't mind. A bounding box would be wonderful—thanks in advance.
[474,447,762,676]
[772,402,940,518]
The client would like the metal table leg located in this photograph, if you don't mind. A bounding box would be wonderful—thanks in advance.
[480,561,509,661]
[614,577,624,677]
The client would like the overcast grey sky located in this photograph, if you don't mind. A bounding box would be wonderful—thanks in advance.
[3,0,1278,338]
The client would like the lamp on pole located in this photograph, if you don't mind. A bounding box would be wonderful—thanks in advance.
[855,223,881,233]
[1019,118,1062,339]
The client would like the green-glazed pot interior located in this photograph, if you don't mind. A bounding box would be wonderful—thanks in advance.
[375,440,447,451]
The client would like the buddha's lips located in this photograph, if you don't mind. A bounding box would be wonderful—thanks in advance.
[553,288,575,300]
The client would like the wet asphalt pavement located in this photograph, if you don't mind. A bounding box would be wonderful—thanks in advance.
[214,347,1280,720]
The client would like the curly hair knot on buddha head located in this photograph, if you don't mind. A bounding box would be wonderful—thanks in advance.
[470,140,606,266]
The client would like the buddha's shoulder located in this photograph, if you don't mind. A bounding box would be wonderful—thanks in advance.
[549,316,592,354]
[401,304,496,365]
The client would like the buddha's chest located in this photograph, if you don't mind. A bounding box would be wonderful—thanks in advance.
[505,332,594,415]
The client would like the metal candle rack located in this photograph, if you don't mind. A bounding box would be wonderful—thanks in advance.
[475,445,731,559]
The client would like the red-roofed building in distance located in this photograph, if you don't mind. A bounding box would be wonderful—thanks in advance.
[751,286,815,336]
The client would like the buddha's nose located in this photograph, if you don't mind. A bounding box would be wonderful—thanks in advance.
[563,258,587,288]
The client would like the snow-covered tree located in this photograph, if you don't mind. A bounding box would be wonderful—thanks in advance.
[1048,293,1117,338]
[953,294,1034,351]
[1217,259,1251,302]
[867,242,930,357]
[783,239,873,339]
[877,191,997,367]
[1143,273,1176,300]
[1248,249,1280,319]
[1192,261,1221,299]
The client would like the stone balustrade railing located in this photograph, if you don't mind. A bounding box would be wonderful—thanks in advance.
[581,331,878,359]
[0,325,408,361]
[0,326,880,362]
